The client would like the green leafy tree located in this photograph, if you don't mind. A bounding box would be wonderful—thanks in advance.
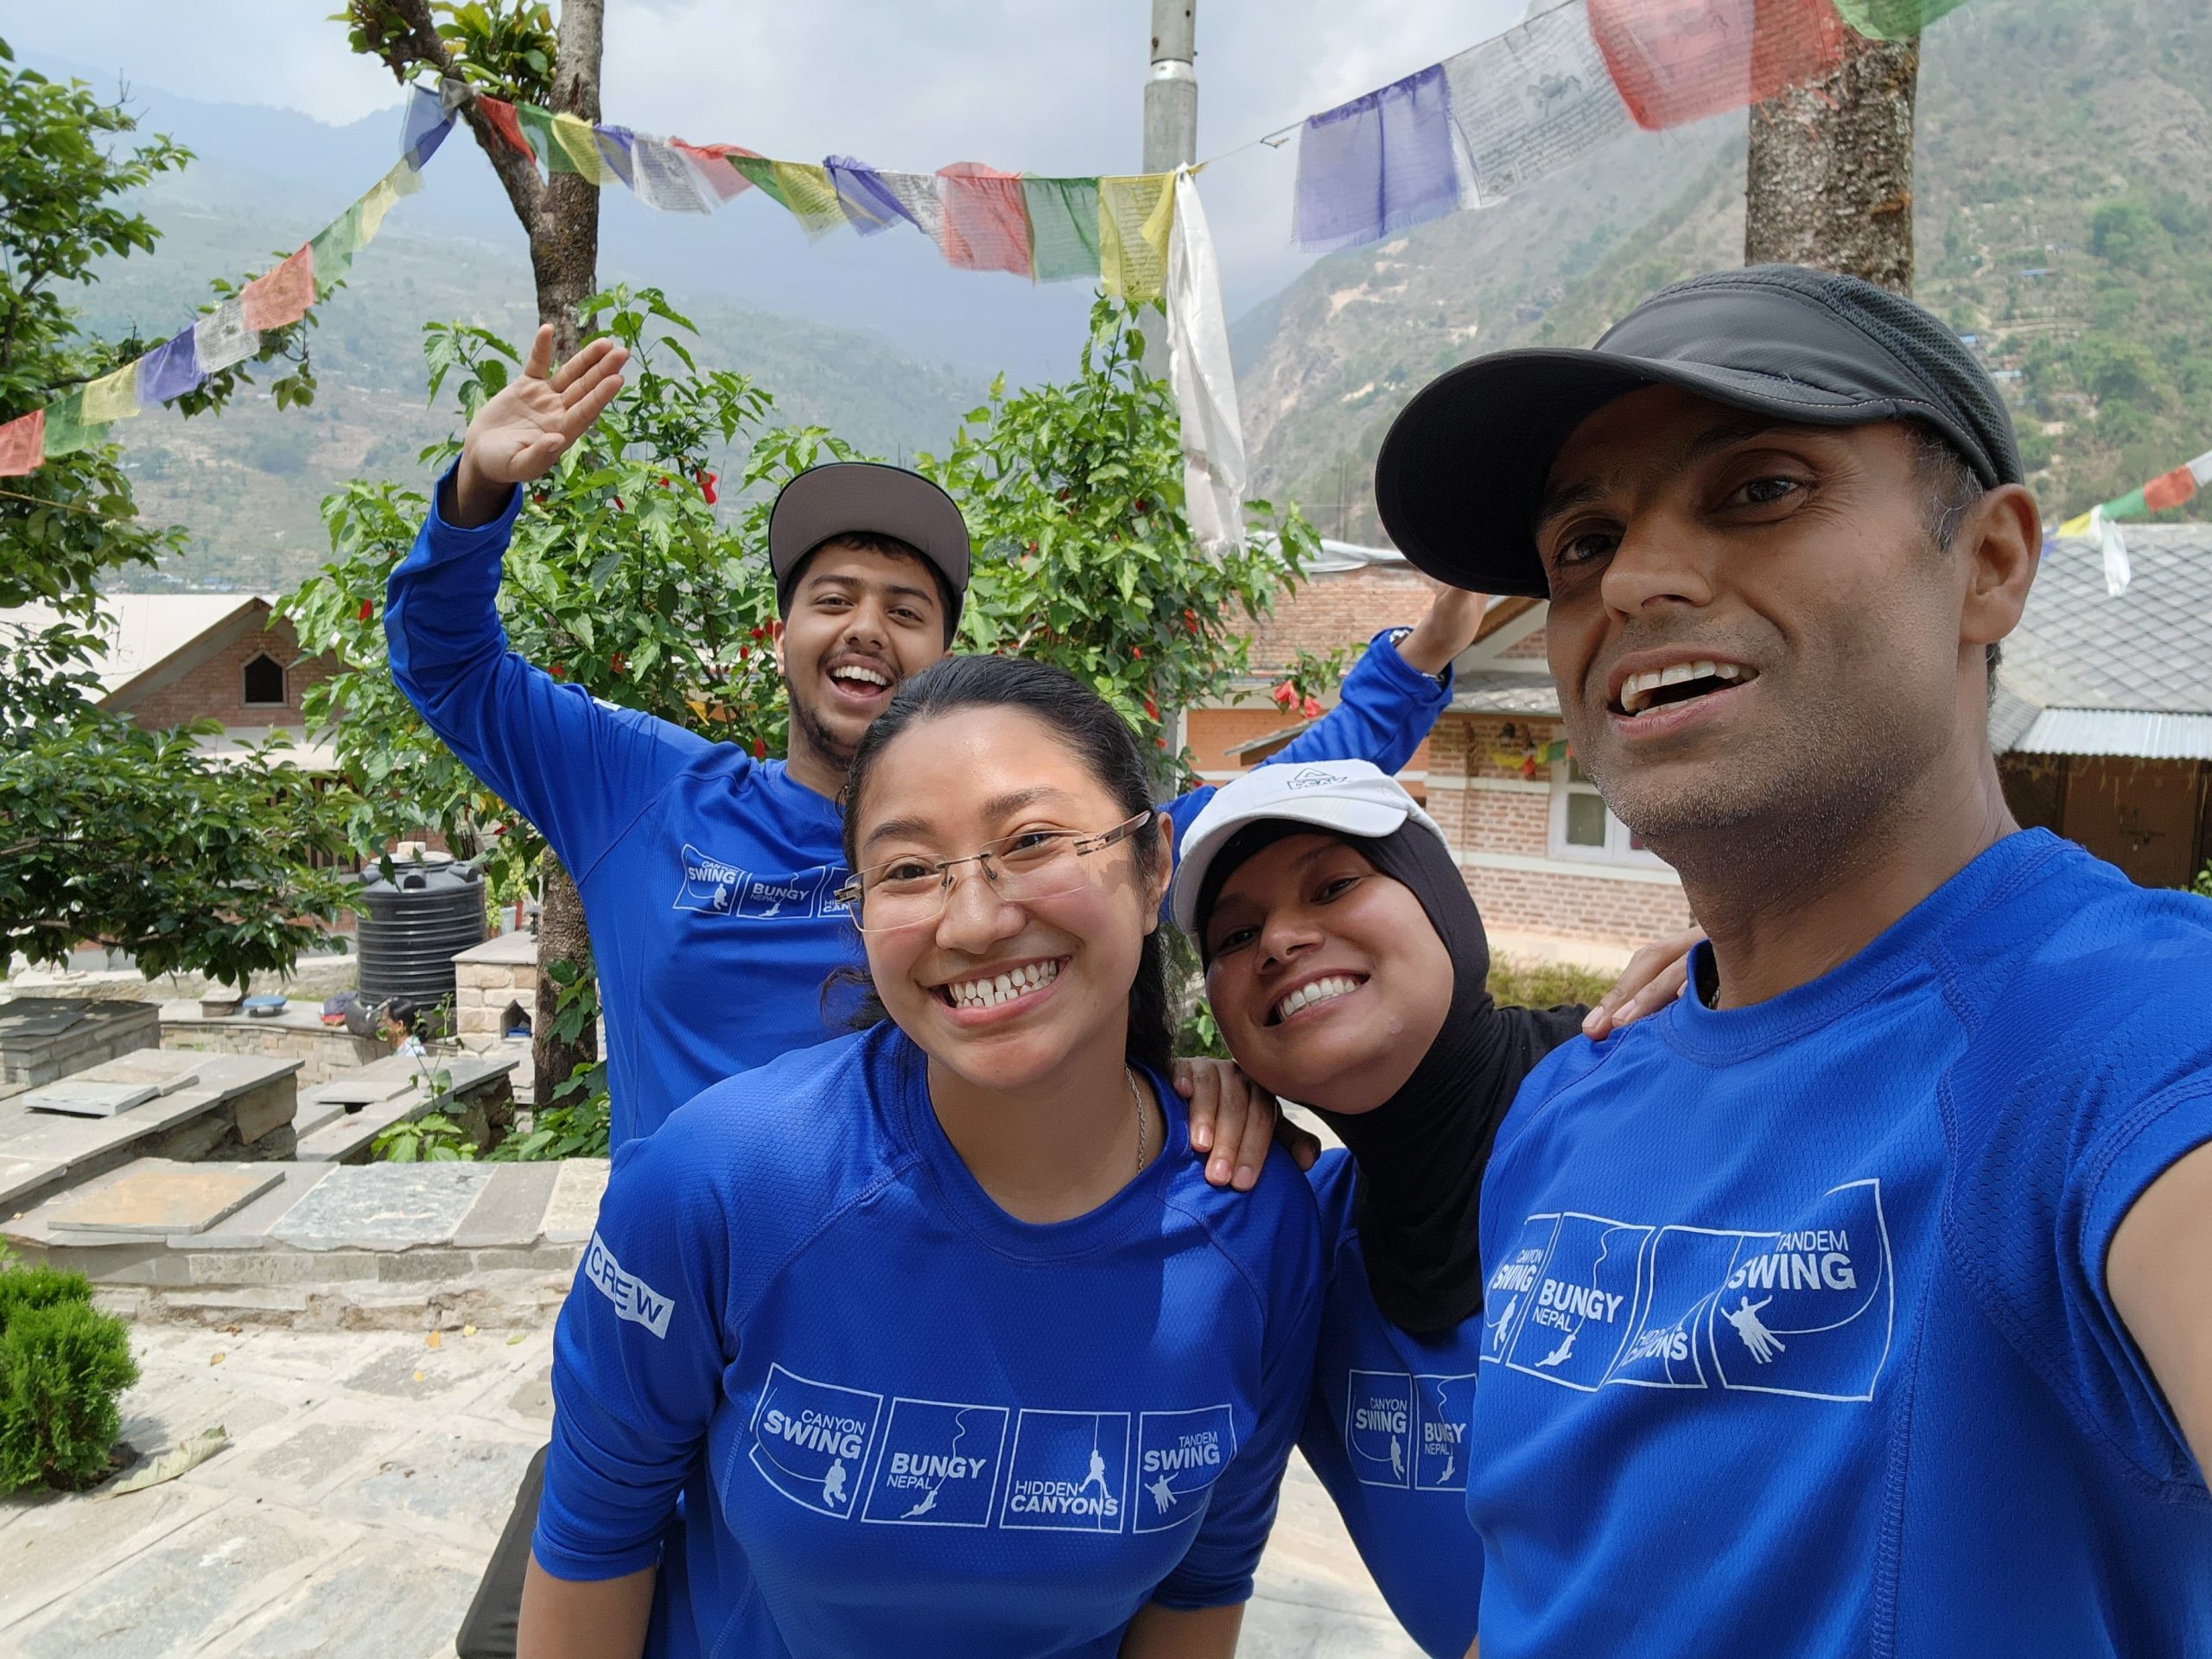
[925,297,1319,777]
[0,41,355,986]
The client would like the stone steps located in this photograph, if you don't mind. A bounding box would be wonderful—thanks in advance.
[2,1157,610,1330]
[0,1052,302,1213]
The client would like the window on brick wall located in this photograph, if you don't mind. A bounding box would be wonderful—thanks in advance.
[1548,759,1664,868]
[241,653,286,707]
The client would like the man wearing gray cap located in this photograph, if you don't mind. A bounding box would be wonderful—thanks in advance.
[1354,266,2212,1655]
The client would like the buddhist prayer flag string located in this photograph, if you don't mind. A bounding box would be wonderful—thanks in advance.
[2049,445,2212,596]
[0,94,454,476]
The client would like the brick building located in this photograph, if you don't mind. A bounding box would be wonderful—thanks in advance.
[10,594,345,768]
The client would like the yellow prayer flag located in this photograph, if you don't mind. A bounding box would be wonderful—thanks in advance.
[1098,175,1174,302]
[770,162,849,238]
[550,113,613,185]
[2055,510,2096,541]
[81,363,143,425]
[359,158,424,244]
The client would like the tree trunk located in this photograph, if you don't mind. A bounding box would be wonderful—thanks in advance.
[532,849,597,1108]
[531,0,605,356]
[1745,33,1919,296]
[524,0,605,1103]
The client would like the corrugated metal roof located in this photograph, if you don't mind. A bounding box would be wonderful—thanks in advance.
[1449,670,1560,716]
[0,594,264,695]
[2009,708,2212,761]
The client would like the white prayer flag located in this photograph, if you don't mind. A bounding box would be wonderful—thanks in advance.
[1165,168,1245,558]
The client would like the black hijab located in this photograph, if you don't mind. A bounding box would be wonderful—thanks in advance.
[1199,819,1586,1334]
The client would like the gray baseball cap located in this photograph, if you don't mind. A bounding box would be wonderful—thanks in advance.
[767,461,971,627]
[1374,264,2024,598]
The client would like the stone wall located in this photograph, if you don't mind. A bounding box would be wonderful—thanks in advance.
[162,1007,386,1086]
[453,933,537,1052]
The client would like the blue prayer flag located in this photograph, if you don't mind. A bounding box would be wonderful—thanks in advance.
[825,156,918,235]
[1293,64,1460,253]
[400,83,453,168]
[136,328,205,404]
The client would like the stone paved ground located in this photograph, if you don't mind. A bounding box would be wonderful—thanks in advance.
[0,1321,1423,1659]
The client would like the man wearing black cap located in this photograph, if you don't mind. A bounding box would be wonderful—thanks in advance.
[1358,266,2212,1654]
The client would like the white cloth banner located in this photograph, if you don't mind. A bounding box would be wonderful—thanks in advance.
[1443,0,1632,206]
[1165,168,1245,558]
[2091,505,2132,597]
[632,136,715,213]
[191,296,258,375]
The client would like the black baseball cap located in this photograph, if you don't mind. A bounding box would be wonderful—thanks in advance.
[768,461,971,628]
[1374,264,2024,597]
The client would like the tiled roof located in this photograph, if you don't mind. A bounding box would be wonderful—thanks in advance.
[2000,523,2212,717]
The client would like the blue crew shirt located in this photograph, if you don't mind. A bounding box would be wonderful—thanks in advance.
[386,474,1456,1147]
[1296,1151,1484,1659]
[533,1023,1324,1657]
[1468,830,2212,1657]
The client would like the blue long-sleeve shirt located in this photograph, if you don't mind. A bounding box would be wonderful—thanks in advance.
[1467,831,2212,1657]
[1295,1151,1484,1659]
[386,474,1455,1146]
[534,1023,1324,1657]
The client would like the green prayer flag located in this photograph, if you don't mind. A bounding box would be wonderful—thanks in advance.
[309,204,365,292]
[1831,0,1971,39]
[517,104,563,174]
[2101,486,2151,521]
[1021,176,1103,283]
[40,389,97,459]
[729,155,789,209]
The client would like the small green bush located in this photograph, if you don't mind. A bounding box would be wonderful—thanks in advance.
[0,1264,138,1492]
[1488,957,1614,1011]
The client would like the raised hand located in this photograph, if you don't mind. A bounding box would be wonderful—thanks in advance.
[448,323,630,526]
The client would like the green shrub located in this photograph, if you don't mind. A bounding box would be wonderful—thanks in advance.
[0,1262,92,1332]
[0,1282,139,1492]
[1488,957,1613,1011]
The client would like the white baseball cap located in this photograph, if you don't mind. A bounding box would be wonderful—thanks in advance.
[1171,760,1448,934]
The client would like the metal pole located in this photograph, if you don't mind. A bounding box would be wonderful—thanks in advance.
[1144,0,1198,174]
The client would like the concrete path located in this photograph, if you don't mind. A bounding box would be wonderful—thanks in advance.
[0,1322,1423,1659]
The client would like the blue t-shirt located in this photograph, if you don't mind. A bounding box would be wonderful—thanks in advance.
[1296,1151,1484,1659]
[532,1023,1324,1658]
[386,475,1455,1147]
[1467,830,2212,1657]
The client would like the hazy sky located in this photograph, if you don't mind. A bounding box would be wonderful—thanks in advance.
[8,0,1534,317]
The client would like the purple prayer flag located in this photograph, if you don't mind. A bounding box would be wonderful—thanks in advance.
[1293,64,1460,253]
[399,84,453,168]
[594,124,637,188]
[825,156,918,236]
[136,328,205,404]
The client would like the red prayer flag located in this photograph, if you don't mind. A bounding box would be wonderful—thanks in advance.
[0,408,44,476]
[241,245,316,331]
[936,162,1033,277]
[671,139,765,201]
[2142,462,2198,514]
[478,96,537,164]
[1588,0,1854,131]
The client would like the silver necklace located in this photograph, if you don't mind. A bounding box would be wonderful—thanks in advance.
[1127,1066,1148,1174]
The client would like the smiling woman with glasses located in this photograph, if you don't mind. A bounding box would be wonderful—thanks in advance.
[517,653,1325,1659]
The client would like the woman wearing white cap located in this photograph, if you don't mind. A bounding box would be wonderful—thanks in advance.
[1172,761,1694,1658]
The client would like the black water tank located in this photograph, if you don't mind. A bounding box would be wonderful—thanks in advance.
[355,856,486,1002]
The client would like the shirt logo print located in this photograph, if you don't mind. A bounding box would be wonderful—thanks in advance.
[1484,1179,1896,1404]
[582,1232,674,1338]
